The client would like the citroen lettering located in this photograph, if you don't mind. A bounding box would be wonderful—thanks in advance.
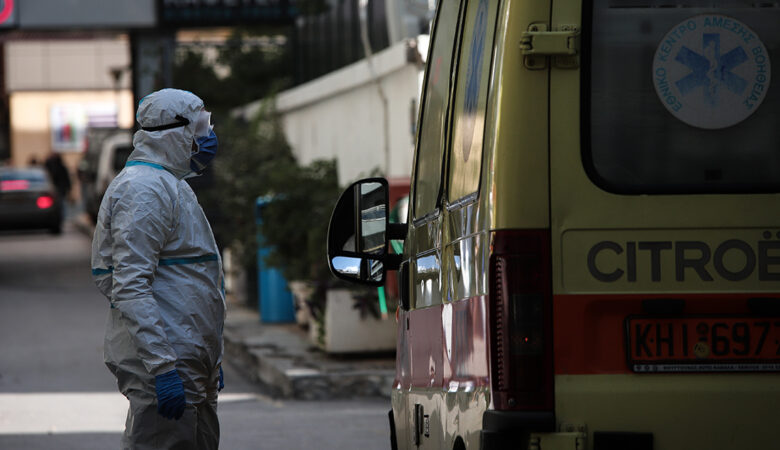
[587,238,780,282]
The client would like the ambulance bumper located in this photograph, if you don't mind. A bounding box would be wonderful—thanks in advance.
[480,410,555,450]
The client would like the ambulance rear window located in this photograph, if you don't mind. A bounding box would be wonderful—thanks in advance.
[587,0,780,194]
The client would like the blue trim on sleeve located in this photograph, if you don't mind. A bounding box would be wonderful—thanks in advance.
[92,254,216,276]
[158,254,219,266]
[92,267,114,275]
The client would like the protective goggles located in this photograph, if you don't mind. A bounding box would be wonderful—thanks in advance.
[193,110,212,138]
[140,109,212,136]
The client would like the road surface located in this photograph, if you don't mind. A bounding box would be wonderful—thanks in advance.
[0,222,390,449]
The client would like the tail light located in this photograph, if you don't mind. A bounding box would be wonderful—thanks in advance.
[489,230,553,411]
[36,195,54,209]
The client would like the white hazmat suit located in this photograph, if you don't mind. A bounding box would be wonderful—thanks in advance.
[91,89,225,449]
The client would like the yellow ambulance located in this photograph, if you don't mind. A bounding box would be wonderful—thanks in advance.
[327,0,779,448]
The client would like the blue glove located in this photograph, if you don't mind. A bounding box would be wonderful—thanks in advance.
[155,369,186,420]
[218,366,224,391]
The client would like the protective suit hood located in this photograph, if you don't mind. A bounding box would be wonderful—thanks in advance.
[131,89,204,179]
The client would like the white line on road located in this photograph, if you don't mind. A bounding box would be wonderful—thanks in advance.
[0,392,261,434]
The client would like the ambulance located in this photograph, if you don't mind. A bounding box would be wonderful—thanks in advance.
[326,0,779,448]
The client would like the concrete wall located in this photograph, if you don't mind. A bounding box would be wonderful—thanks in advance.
[5,37,134,180]
[240,39,424,186]
[6,38,132,92]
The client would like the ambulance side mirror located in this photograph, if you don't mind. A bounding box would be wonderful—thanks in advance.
[327,178,405,286]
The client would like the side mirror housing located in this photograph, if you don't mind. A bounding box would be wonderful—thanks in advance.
[327,178,407,286]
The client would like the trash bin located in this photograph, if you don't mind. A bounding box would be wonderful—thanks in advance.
[256,196,295,323]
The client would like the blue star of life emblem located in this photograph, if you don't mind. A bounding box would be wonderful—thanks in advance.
[675,33,748,107]
[652,15,771,129]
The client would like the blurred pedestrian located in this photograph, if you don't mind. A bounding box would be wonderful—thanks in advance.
[44,152,71,200]
[90,88,224,449]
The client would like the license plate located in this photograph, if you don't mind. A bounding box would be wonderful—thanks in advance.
[626,316,780,373]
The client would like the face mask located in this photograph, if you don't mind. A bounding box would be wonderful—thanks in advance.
[191,128,218,174]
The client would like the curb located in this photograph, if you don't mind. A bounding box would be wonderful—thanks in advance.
[71,212,96,237]
[223,310,395,400]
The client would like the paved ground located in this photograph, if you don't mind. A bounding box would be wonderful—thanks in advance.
[0,219,393,449]
[224,305,396,400]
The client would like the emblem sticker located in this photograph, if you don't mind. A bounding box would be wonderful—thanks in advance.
[653,15,771,129]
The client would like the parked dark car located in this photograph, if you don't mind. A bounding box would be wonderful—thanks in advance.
[0,167,63,234]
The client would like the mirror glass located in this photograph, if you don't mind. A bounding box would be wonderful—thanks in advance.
[367,259,383,283]
[331,256,361,278]
[359,182,386,254]
[330,256,384,283]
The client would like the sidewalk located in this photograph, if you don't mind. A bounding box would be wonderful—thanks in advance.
[72,212,95,237]
[73,213,395,400]
[223,304,395,400]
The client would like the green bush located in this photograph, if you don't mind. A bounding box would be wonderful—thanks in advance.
[204,100,294,268]
[204,100,341,316]
[259,159,340,283]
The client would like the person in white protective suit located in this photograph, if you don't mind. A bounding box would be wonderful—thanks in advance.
[91,88,225,449]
